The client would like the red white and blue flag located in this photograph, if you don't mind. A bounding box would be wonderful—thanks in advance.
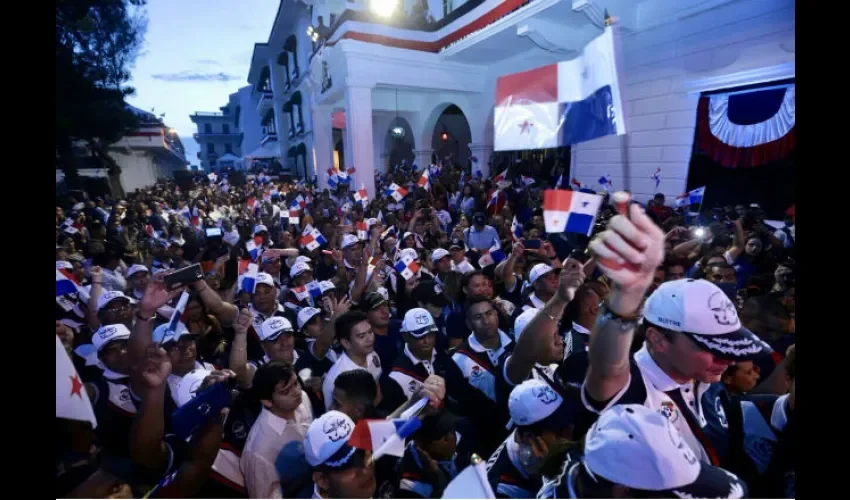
[386,183,408,202]
[598,175,613,192]
[494,25,625,151]
[511,216,523,242]
[652,167,662,189]
[56,269,79,297]
[246,236,264,261]
[478,244,507,268]
[394,252,420,280]
[417,169,431,191]
[675,186,706,208]
[543,189,603,236]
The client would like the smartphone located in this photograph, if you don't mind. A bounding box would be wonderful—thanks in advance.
[170,381,233,440]
[205,227,222,239]
[163,263,204,291]
[524,239,542,249]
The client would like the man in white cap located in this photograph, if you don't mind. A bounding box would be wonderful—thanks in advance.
[429,248,463,305]
[304,411,376,499]
[486,379,582,499]
[229,313,300,387]
[91,290,137,330]
[538,404,747,499]
[152,322,215,407]
[383,308,479,413]
[584,200,771,469]
[522,263,560,311]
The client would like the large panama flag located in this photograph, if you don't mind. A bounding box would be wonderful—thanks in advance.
[494,25,626,151]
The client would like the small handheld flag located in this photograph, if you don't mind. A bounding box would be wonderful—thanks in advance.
[56,336,97,428]
[652,167,662,189]
[543,189,603,236]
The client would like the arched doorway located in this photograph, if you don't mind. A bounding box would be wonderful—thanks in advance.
[384,117,415,169]
[430,105,471,166]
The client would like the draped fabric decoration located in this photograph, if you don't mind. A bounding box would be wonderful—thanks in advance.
[695,84,795,168]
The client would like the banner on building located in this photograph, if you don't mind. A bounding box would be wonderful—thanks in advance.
[493,25,626,151]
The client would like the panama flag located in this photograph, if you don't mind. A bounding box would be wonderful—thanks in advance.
[511,216,523,242]
[417,168,431,190]
[543,189,603,236]
[394,252,420,280]
[349,416,423,461]
[478,244,507,268]
[353,185,369,204]
[245,236,264,261]
[598,175,613,191]
[386,183,409,202]
[494,25,626,151]
[56,336,97,428]
[356,221,368,240]
[675,186,706,208]
[56,269,80,297]
[652,167,662,189]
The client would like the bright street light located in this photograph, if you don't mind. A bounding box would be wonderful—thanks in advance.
[370,0,398,18]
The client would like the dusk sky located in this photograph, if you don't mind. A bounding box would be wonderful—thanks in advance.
[127,0,280,168]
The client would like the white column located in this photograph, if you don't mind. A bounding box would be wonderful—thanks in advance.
[344,84,376,198]
[273,98,289,169]
[313,105,334,190]
[414,149,434,170]
[468,143,493,178]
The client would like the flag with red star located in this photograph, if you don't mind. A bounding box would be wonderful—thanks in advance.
[55,336,97,427]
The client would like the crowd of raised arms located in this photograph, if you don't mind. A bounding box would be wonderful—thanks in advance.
[55,161,795,499]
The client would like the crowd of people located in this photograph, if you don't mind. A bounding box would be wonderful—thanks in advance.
[55,161,796,498]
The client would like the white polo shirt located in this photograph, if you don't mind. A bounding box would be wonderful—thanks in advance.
[321,351,383,406]
[580,345,714,465]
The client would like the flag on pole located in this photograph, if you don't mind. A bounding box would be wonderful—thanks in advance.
[652,167,662,189]
[246,236,264,261]
[56,269,79,297]
[493,168,511,188]
[56,336,97,428]
[240,263,260,293]
[543,189,603,236]
[598,175,613,191]
[511,216,523,242]
[494,25,626,151]
[674,186,706,208]
[386,183,409,202]
[349,416,423,461]
[353,185,369,204]
[521,175,535,187]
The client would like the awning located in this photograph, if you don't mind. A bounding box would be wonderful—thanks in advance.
[217,153,241,163]
[244,142,281,159]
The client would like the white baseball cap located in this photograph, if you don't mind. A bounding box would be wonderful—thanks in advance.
[431,248,450,263]
[259,316,294,342]
[318,280,336,295]
[286,255,312,268]
[253,272,276,289]
[289,262,312,279]
[341,234,362,250]
[304,411,359,469]
[253,224,269,236]
[643,279,769,361]
[399,248,418,263]
[126,264,149,278]
[97,291,137,311]
[175,369,213,407]
[92,323,132,351]
[529,263,555,285]
[582,404,747,497]
[153,321,191,346]
[56,260,73,270]
[506,379,578,430]
[297,307,322,330]
[400,308,439,338]
[513,308,539,341]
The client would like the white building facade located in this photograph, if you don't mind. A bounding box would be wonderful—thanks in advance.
[246,0,793,200]
[190,103,243,170]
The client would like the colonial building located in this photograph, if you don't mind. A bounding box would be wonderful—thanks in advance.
[246,0,794,200]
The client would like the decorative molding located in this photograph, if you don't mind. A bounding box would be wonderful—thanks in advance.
[682,63,795,94]
[637,0,738,32]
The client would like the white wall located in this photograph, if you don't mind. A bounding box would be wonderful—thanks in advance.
[571,0,795,202]
[112,151,160,193]
[239,86,265,159]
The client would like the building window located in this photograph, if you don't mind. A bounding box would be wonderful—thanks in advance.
[207,143,215,154]
[223,124,230,134]
[442,0,452,17]
[330,13,336,26]
[204,123,212,134]
[225,143,233,154]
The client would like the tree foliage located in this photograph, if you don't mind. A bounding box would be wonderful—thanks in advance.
[56,0,148,184]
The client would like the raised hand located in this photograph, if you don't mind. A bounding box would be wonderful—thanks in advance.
[234,308,253,335]
[588,192,665,314]
[138,346,172,390]
[90,266,104,285]
[556,258,586,303]
[139,274,182,316]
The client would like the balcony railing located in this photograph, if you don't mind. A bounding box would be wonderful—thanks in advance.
[261,132,278,145]
[257,92,274,114]
[193,132,241,140]
[311,0,537,58]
